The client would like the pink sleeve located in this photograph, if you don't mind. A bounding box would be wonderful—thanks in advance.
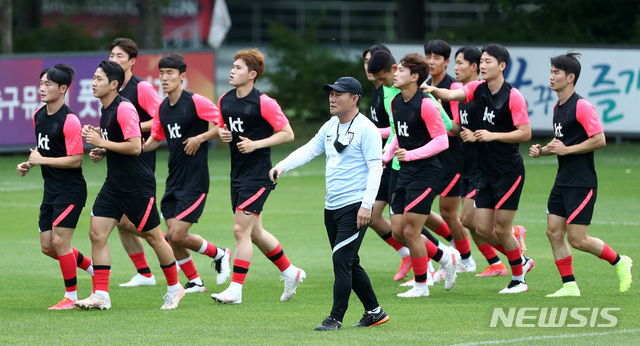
[462,80,483,103]
[576,98,604,137]
[193,93,221,125]
[63,114,84,156]
[382,135,398,163]
[217,94,226,127]
[379,126,391,139]
[450,82,463,124]
[259,94,289,131]
[150,112,166,141]
[422,97,447,139]
[509,88,530,126]
[117,102,142,140]
[404,133,449,161]
[137,81,161,118]
[32,110,37,128]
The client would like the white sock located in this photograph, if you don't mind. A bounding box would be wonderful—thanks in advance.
[229,281,243,292]
[428,260,435,273]
[512,274,524,282]
[86,262,94,276]
[94,290,109,299]
[190,277,203,286]
[366,306,381,314]
[282,264,297,277]
[176,256,192,266]
[398,247,410,258]
[64,290,78,301]
[461,257,474,265]
[197,239,208,254]
[439,249,451,265]
[168,283,181,292]
[437,242,448,251]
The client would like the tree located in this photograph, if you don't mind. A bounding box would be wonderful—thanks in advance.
[136,0,163,49]
[396,0,425,41]
[2,0,12,53]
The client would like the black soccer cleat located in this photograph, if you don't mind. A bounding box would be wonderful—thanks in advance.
[351,308,389,327]
[314,317,342,331]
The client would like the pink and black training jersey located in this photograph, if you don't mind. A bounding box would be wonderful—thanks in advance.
[429,74,463,175]
[99,94,155,196]
[553,93,603,188]
[463,80,529,177]
[390,90,446,175]
[218,87,289,188]
[151,90,220,193]
[369,86,392,130]
[33,104,87,205]
[451,82,481,179]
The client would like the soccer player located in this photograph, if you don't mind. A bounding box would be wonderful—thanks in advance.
[271,76,389,331]
[17,64,94,310]
[424,44,534,294]
[530,52,632,296]
[363,44,413,281]
[424,40,475,272]
[75,61,184,310]
[383,53,460,298]
[109,37,163,287]
[144,54,232,293]
[210,49,305,304]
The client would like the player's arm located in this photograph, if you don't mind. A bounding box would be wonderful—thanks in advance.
[30,114,84,168]
[184,94,222,156]
[144,112,165,153]
[138,81,162,133]
[271,121,328,181]
[17,161,31,176]
[238,95,295,154]
[546,132,605,156]
[475,123,531,143]
[423,85,466,102]
[28,149,83,169]
[184,122,220,156]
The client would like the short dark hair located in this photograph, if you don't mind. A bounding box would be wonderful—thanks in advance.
[159,54,187,74]
[362,43,390,59]
[455,46,481,69]
[40,63,76,89]
[110,37,138,59]
[98,60,125,89]
[550,52,582,85]
[367,50,395,75]
[482,43,510,68]
[399,53,428,86]
[424,39,451,59]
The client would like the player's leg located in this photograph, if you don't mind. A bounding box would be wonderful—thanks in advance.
[546,213,579,297]
[424,211,453,244]
[140,225,184,309]
[461,196,504,276]
[440,195,474,271]
[397,211,431,297]
[117,215,155,287]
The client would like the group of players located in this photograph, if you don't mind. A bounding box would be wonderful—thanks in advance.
[17,36,633,327]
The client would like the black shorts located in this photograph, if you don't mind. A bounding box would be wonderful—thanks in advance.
[390,178,438,215]
[475,173,525,210]
[91,191,160,232]
[375,165,392,202]
[547,185,597,225]
[440,171,461,198]
[231,185,273,216]
[39,203,84,232]
[460,171,481,199]
[161,190,207,223]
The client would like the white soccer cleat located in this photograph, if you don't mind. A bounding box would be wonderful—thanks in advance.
[184,281,207,293]
[161,286,185,310]
[74,292,111,310]
[523,256,535,277]
[442,247,461,291]
[432,266,446,284]
[400,277,415,287]
[119,273,156,287]
[457,256,477,273]
[281,267,306,301]
[211,286,242,305]
[499,280,529,294]
[397,283,430,298]
[213,248,233,285]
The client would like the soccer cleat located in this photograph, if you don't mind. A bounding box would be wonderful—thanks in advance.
[442,247,461,291]
[211,286,242,305]
[523,256,535,276]
[213,248,232,285]
[161,286,185,310]
[513,225,528,255]
[184,281,207,293]
[315,317,342,331]
[457,256,477,273]
[433,266,446,284]
[48,297,77,310]
[351,308,390,327]
[499,280,528,294]
[281,267,306,302]
[119,273,156,287]
[400,277,415,287]
[393,257,412,281]
[546,282,580,297]
[475,263,508,277]
[616,255,633,293]
[74,292,111,310]
[427,271,434,286]
[397,283,430,298]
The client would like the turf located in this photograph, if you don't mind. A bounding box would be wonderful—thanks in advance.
[0,137,638,345]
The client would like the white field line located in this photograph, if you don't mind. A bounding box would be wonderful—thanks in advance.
[452,328,640,346]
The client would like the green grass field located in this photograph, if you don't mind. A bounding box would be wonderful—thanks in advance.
[1,137,638,345]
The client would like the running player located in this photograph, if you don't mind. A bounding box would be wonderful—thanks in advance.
[210,49,305,304]
[109,38,163,287]
[530,52,632,296]
[383,53,460,298]
[424,44,534,294]
[75,61,184,310]
[17,64,94,310]
[144,54,232,293]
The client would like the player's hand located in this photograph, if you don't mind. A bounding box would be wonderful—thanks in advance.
[529,143,542,158]
[17,162,31,176]
[356,207,372,229]
[82,125,99,137]
[218,124,233,143]
[395,148,407,162]
[89,148,106,163]
[422,85,437,94]
[460,126,477,142]
[237,136,257,154]
[269,166,283,182]
[27,148,44,166]
[474,129,496,142]
[83,125,103,147]
[546,138,569,156]
[183,136,202,156]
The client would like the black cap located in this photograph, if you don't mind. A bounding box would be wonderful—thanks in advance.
[322,77,362,96]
